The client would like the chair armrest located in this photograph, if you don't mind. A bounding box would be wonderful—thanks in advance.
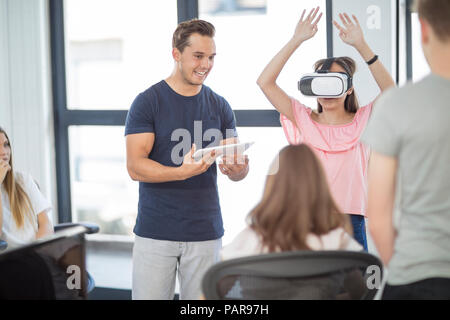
[54,222,100,235]
[0,239,8,251]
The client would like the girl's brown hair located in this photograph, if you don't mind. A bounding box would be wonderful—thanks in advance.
[0,127,34,228]
[248,144,352,252]
[314,56,360,114]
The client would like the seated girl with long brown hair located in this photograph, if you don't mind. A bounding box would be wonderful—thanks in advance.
[0,127,53,249]
[221,144,361,260]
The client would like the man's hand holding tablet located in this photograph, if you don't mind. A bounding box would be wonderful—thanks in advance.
[217,138,251,181]
[178,143,220,180]
[180,139,251,181]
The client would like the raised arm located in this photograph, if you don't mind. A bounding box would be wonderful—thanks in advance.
[257,7,323,123]
[126,133,217,183]
[333,13,396,95]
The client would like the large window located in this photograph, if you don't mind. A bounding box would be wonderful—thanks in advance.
[61,0,177,237]
[52,0,416,245]
[199,0,327,110]
[50,0,331,245]
[69,126,138,235]
[51,0,327,243]
[64,0,177,109]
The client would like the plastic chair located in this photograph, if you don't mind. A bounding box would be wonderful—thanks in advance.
[202,250,383,300]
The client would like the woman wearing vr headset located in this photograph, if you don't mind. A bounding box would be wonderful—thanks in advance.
[257,7,395,251]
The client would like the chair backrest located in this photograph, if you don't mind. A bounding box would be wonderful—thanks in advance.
[0,226,89,299]
[202,250,383,300]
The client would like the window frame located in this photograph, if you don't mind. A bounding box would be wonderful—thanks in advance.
[405,0,413,80]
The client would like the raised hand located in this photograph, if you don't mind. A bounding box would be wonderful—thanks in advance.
[293,7,323,44]
[333,13,366,49]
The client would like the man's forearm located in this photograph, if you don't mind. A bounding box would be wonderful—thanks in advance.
[128,157,185,183]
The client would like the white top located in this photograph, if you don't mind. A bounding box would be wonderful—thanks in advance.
[221,226,363,261]
[1,172,52,248]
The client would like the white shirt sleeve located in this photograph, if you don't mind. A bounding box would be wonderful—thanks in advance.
[20,172,52,217]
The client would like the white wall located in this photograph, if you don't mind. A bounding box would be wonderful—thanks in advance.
[0,0,57,222]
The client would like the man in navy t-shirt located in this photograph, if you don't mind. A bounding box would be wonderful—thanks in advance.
[125,19,249,300]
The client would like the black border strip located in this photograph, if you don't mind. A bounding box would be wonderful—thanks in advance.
[326,0,333,58]
[405,0,413,80]
[60,110,280,127]
[49,0,72,223]
[396,0,400,84]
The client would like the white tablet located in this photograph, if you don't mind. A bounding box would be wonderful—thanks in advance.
[192,142,254,161]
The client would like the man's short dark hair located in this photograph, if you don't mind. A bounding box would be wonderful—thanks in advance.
[172,19,215,53]
[415,0,450,42]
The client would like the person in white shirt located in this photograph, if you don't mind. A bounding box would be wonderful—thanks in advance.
[0,127,53,249]
[221,144,362,261]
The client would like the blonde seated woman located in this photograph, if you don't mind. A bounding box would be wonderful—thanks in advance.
[0,127,53,249]
[221,144,362,261]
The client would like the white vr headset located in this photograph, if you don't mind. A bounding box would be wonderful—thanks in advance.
[298,58,353,98]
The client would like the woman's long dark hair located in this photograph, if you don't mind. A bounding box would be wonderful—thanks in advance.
[314,56,360,114]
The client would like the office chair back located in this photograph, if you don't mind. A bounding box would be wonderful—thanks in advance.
[0,226,90,299]
[202,250,383,300]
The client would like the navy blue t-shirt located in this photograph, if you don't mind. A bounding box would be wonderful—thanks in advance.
[125,80,237,241]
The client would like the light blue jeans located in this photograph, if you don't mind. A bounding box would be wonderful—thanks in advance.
[132,235,222,300]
